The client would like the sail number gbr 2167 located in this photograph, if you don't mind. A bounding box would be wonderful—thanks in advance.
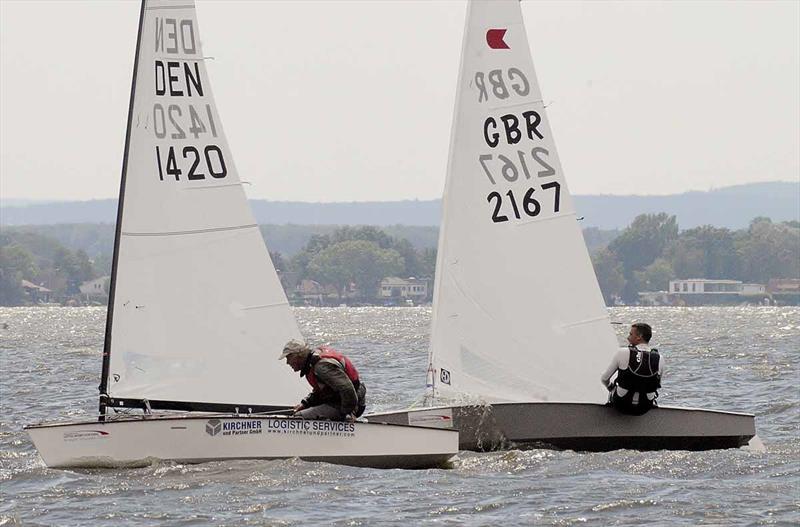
[479,149,561,223]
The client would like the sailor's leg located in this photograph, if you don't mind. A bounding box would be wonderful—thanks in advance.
[295,404,343,420]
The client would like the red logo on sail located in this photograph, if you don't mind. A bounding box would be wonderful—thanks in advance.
[486,29,509,49]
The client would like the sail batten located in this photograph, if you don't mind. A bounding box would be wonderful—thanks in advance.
[145,3,194,10]
[487,100,546,112]
[513,211,578,228]
[121,224,258,237]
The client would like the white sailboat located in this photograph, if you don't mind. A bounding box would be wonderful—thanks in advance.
[370,0,755,451]
[25,0,457,470]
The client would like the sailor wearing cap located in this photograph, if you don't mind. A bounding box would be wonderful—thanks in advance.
[279,339,366,421]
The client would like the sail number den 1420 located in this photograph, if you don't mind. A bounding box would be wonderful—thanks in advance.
[151,16,227,183]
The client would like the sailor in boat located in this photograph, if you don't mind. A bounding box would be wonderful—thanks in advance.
[600,323,663,416]
[279,339,367,422]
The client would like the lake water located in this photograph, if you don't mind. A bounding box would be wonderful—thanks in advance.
[1,306,798,526]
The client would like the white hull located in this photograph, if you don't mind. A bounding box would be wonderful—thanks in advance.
[369,402,756,452]
[26,415,458,470]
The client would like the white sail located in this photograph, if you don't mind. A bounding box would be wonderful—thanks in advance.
[428,0,617,404]
[106,0,305,408]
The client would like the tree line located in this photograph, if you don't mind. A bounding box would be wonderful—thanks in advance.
[273,226,437,301]
[0,225,437,306]
[0,230,97,305]
[2,214,798,306]
[592,214,800,304]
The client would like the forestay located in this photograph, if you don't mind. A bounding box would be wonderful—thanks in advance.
[105,0,305,409]
[428,0,617,403]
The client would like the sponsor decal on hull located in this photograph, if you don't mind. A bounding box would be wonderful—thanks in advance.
[265,418,356,438]
[63,430,110,442]
[206,419,263,437]
[204,418,355,438]
[408,408,454,429]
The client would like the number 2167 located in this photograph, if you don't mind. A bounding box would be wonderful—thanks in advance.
[487,182,560,223]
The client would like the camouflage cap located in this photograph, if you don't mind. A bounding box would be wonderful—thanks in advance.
[278,339,309,360]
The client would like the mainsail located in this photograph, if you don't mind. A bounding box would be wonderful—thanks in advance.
[101,0,305,413]
[428,0,618,404]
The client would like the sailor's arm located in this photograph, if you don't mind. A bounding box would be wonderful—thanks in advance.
[600,362,616,390]
[600,349,628,389]
[297,390,319,411]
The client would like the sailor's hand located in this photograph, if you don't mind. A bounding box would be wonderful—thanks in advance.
[344,413,356,423]
[292,403,305,414]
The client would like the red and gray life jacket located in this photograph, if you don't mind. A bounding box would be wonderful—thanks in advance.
[616,345,661,396]
[305,346,360,390]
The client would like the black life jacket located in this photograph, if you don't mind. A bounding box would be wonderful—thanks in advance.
[616,345,661,395]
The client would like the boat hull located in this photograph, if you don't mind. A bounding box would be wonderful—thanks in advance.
[368,402,755,452]
[25,415,458,470]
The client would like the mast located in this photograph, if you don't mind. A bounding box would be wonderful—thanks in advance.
[98,0,147,420]
[424,0,473,407]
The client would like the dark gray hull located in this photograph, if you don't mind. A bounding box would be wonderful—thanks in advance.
[368,402,756,452]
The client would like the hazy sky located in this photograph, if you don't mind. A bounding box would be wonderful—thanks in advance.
[1,0,798,202]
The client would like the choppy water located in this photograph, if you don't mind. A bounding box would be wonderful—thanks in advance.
[1,306,798,526]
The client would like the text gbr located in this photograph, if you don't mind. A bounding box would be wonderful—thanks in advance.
[474,67,561,224]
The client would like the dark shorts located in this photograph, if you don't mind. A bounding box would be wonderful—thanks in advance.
[610,391,656,416]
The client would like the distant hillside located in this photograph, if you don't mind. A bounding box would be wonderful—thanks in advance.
[572,182,800,230]
[1,199,119,226]
[2,182,797,229]
[2,223,441,259]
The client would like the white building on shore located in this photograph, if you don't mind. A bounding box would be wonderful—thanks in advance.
[79,276,109,300]
[379,277,429,301]
[668,279,765,295]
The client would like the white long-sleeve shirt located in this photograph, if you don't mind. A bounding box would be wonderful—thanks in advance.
[600,343,665,401]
